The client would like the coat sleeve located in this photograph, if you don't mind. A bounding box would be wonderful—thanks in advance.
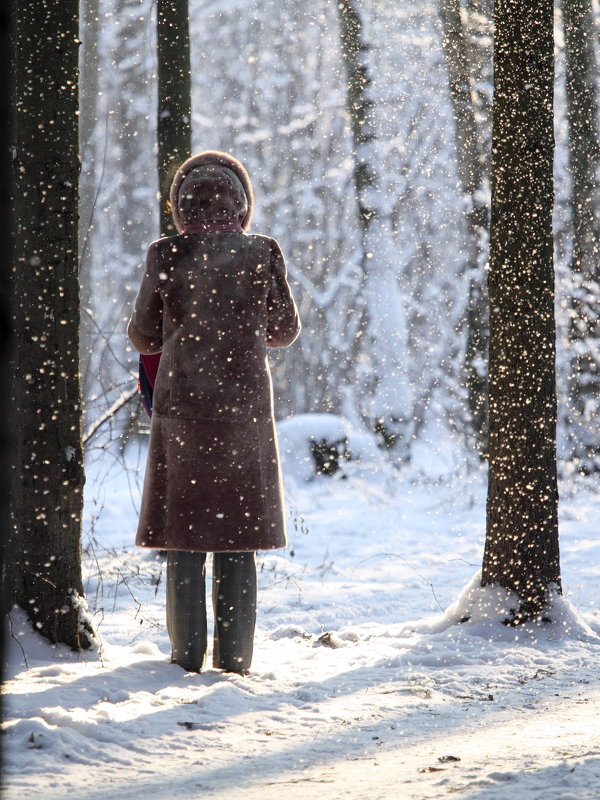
[266,239,301,348]
[127,241,163,354]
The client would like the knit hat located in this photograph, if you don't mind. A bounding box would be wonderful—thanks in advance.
[169,150,254,233]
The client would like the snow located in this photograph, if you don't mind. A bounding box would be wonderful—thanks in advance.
[3,426,600,800]
[11,0,599,794]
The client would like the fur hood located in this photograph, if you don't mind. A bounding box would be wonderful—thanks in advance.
[169,150,254,233]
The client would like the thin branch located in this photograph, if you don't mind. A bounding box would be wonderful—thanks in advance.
[8,612,29,668]
[352,553,446,613]
[83,384,139,445]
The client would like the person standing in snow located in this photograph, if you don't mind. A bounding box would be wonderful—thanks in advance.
[127,151,300,673]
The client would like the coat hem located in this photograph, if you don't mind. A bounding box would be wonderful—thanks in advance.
[135,542,285,553]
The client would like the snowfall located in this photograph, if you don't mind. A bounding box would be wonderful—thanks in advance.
[2,414,600,800]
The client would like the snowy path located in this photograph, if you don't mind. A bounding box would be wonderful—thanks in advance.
[202,685,600,800]
[3,455,600,800]
[3,634,599,800]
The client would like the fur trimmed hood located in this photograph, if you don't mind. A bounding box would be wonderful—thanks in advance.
[169,150,254,233]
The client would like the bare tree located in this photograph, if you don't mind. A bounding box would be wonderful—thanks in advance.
[562,0,600,472]
[11,0,92,648]
[211,1,362,420]
[337,0,412,453]
[1,0,15,654]
[79,0,103,390]
[157,0,192,236]
[80,0,157,450]
[439,0,489,452]
[482,0,561,621]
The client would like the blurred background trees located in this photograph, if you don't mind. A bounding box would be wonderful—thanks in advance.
[9,0,598,645]
[561,0,600,474]
[77,0,598,474]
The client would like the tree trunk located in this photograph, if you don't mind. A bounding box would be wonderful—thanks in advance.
[12,0,92,648]
[562,0,600,472]
[79,0,102,265]
[563,0,600,280]
[439,0,489,454]
[1,0,15,634]
[157,0,192,237]
[481,0,561,620]
[337,0,412,454]
[79,0,104,409]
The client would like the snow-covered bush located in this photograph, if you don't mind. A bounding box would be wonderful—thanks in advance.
[276,413,383,482]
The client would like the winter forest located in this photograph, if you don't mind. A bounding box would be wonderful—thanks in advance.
[4,0,600,798]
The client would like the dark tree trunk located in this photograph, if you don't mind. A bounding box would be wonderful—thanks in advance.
[11,0,92,649]
[337,0,377,233]
[481,0,561,620]
[439,0,490,454]
[563,0,599,280]
[157,0,192,237]
[1,0,15,656]
[562,0,600,472]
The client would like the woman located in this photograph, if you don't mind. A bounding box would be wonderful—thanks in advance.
[127,151,300,673]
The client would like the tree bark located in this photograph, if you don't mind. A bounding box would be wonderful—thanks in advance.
[157,0,192,237]
[1,0,15,641]
[563,0,600,280]
[481,0,561,620]
[439,0,489,454]
[12,0,92,648]
[337,0,377,230]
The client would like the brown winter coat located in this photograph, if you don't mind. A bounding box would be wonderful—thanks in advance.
[127,153,300,552]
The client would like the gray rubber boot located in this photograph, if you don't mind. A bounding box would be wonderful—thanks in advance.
[212,552,257,674]
[166,551,208,672]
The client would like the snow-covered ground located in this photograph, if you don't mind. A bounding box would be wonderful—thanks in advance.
[3,419,600,799]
